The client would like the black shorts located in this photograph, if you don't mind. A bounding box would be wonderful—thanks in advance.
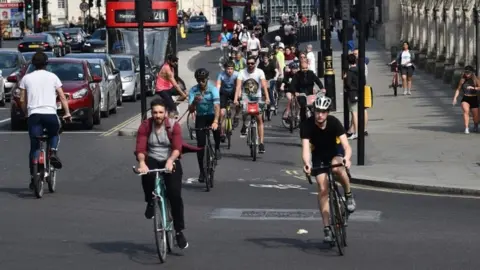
[311,155,344,177]
[400,66,414,77]
[220,91,235,109]
[461,95,479,108]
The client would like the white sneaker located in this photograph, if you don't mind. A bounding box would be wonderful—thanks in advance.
[348,133,358,140]
[407,90,412,95]
[403,89,407,95]
[465,128,470,134]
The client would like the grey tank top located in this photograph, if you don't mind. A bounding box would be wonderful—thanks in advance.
[148,122,171,162]
[462,78,476,96]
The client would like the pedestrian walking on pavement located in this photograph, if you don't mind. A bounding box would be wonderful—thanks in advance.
[344,54,359,140]
[390,42,415,95]
[452,65,480,134]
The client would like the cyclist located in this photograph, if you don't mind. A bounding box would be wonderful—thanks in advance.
[280,62,299,119]
[135,98,189,249]
[234,55,270,153]
[258,53,279,110]
[188,68,221,182]
[155,55,188,117]
[220,28,232,60]
[247,32,261,60]
[300,95,356,243]
[215,61,240,141]
[18,52,71,189]
[290,60,325,123]
[233,51,246,72]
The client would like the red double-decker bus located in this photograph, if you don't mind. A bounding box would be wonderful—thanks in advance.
[222,0,252,31]
[105,0,178,65]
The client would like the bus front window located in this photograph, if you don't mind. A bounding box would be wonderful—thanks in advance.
[223,6,245,22]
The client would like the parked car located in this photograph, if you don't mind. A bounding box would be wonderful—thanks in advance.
[45,31,72,55]
[9,58,102,130]
[111,54,140,101]
[64,53,123,106]
[137,56,159,96]
[18,33,62,56]
[187,16,208,32]
[21,51,57,62]
[59,28,87,52]
[0,49,27,101]
[0,69,5,106]
[85,58,118,117]
[82,28,106,53]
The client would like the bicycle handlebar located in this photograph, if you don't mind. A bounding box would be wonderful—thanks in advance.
[304,163,345,185]
[132,166,172,175]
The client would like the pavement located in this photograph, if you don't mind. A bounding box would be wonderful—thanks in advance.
[0,29,480,269]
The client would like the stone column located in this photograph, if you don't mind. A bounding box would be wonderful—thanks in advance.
[445,5,454,61]
[476,5,480,75]
[419,2,427,51]
[427,7,434,51]
[454,7,463,65]
[464,7,472,65]
[401,1,409,41]
[409,4,415,44]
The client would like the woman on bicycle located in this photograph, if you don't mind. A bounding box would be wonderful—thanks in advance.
[453,65,480,134]
[281,62,299,119]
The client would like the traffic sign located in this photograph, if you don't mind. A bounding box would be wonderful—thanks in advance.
[80,2,89,12]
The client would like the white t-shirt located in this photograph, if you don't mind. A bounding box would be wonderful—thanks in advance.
[19,70,62,116]
[238,68,266,98]
[306,51,316,74]
[400,51,413,66]
[247,38,260,51]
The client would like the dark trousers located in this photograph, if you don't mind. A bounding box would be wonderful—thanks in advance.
[142,157,185,231]
[28,114,61,174]
[195,114,220,173]
[156,88,178,114]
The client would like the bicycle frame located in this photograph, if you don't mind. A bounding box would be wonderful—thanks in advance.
[153,171,174,232]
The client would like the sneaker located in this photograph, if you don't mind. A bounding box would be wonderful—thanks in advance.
[144,202,154,219]
[474,125,478,133]
[176,231,189,249]
[346,194,356,213]
[403,89,407,95]
[323,226,334,243]
[29,177,34,190]
[240,125,247,136]
[49,151,63,169]
[347,133,358,140]
[233,117,239,129]
[258,143,265,153]
[365,131,369,136]
[465,128,470,134]
[215,149,222,160]
[198,172,205,183]
[407,90,412,95]
[220,134,226,143]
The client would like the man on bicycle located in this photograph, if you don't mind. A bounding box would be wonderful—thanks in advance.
[18,52,71,189]
[188,68,221,182]
[233,51,246,72]
[216,61,239,141]
[258,54,279,111]
[234,55,270,153]
[289,60,325,123]
[300,95,356,243]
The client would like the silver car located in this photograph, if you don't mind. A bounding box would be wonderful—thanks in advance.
[187,16,208,32]
[0,49,27,101]
[111,55,140,101]
[86,59,118,117]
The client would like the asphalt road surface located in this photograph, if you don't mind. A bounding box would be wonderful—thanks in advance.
[1,37,480,270]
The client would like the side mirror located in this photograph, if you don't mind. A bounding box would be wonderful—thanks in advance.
[7,74,17,83]
[91,75,102,83]
[112,69,120,74]
[107,74,116,81]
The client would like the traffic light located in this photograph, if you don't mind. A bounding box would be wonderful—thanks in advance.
[89,0,93,8]
[33,0,40,10]
[96,0,101,8]
[26,0,32,9]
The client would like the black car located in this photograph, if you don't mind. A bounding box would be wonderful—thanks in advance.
[59,27,87,51]
[82,28,106,53]
[18,34,61,56]
[46,31,71,55]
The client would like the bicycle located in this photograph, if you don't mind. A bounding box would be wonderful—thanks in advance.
[192,127,217,192]
[387,62,402,96]
[219,43,231,69]
[282,94,300,133]
[296,92,317,122]
[245,101,263,161]
[31,122,65,198]
[305,163,351,256]
[223,99,235,149]
[186,111,196,140]
[132,167,175,263]
[265,79,278,121]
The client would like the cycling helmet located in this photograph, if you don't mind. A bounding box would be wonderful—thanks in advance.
[289,62,299,69]
[224,60,235,69]
[275,36,281,42]
[194,68,209,80]
[314,95,332,111]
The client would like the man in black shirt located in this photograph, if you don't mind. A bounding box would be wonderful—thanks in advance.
[300,94,356,243]
[258,54,279,109]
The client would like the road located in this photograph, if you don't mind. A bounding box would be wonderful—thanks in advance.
[1,37,480,269]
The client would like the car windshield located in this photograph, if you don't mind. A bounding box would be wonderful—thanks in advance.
[23,35,47,42]
[89,63,103,77]
[61,28,80,34]
[22,53,34,62]
[91,29,106,40]
[190,16,206,22]
[0,54,18,68]
[27,62,85,81]
[112,57,132,71]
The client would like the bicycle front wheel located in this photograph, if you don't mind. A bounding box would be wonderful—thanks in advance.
[332,192,346,256]
[250,126,257,161]
[187,112,196,140]
[166,200,175,253]
[154,198,168,262]
[203,146,211,192]
[226,117,232,149]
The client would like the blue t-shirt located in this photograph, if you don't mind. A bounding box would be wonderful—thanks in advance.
[220,32,232,43]
[188,82,220,116]
[216,71,238,93]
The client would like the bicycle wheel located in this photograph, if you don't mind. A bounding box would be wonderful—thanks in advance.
[203,146,211,192]
[331,190,346,256]
[250,126,257,161]
[281,108,290,129]
[153,198,167,263]
[209,151,215,188]
[187,112,196,140]
[226,117,232,149]
[47,167,56,193]
[289,104,295,133]
[166,200,175,253]
[33,164,44,199]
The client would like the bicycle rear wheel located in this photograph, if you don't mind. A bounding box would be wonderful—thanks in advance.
[33,164,44,199]
[154,198,167,263]
[226,117,232,150]
[47,168,56,193]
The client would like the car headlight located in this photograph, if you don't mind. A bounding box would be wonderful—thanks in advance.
[72,88,88,99]
[122,75,133,82]
[84,43,91,46]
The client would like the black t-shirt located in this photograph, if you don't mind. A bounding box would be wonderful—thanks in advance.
[258,61,276,80]
[300,115,345,161]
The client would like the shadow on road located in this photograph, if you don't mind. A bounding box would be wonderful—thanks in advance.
[222,152,297,167]
[245,237,337,256]
[0,187,36,199]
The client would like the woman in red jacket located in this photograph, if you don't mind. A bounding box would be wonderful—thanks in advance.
[135,98,198,250]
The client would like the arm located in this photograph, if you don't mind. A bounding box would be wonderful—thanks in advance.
[167,70,187,98]
[301,139,311,167]
[213,87,221,123]
[338,134,352,162]
[215,73,222,90]
[19,87,27,114]
[453,78,464,102]
[56,87,71,116]
[289,75,298,93]
[135,120,149,162]
[312,72,324,89]
[234,77,242,102]
[188,87,197,113]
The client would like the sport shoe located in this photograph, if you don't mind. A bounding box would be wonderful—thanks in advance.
[176,231,189,249]
[407,90,412,95]
[323,226,333,243]
[258,143,265,153]
[465,128,470,134]
[240,125,247,136]
[49,151,63,169]
[347,133,358,140]
[346,194,356,213]
[144,202,154,219]
[198,172,205,183]
[215,149,222,160]
[403,89,407,95]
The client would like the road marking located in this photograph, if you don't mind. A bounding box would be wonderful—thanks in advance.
[101,113,141,136]
[0,131,104,134]
[0,118,11,123]
[210,208,382,222]
[249,183,308,190]
[282,169,305,180]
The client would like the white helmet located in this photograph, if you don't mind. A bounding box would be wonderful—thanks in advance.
[314,95,332,110]
[275,36,281,42]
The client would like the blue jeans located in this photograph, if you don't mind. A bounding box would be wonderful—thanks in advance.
[347,40,355,51]
[268,80,276,106]
[28,114,60,165]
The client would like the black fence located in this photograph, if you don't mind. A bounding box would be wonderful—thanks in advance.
[263,24,319,47]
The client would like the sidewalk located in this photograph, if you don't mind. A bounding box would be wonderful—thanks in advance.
[299,32,480,196]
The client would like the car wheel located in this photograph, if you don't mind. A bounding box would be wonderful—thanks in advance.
[0,91,5,107]
[117,87,123,106]
[62,47,66,56]
[101,95,110,118]
[83,108,94,130]
[93,105,101,125]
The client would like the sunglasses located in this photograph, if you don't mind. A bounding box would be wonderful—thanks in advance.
[315,109,328,113]
[196,78,208,83]
[247,62,256,66]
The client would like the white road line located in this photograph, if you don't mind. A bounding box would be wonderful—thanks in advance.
[0,118,11,123]
[0,131,104,134]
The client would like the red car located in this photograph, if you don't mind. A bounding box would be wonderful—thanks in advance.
[9,58,102,130]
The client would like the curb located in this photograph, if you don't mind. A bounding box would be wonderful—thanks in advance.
[351,176,480,197]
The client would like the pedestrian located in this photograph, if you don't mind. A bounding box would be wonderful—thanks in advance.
[452,65,480,134]
[390,41,415,95]
[352,48,369,136]
[344,53,359,140]
[306,44,316,74]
